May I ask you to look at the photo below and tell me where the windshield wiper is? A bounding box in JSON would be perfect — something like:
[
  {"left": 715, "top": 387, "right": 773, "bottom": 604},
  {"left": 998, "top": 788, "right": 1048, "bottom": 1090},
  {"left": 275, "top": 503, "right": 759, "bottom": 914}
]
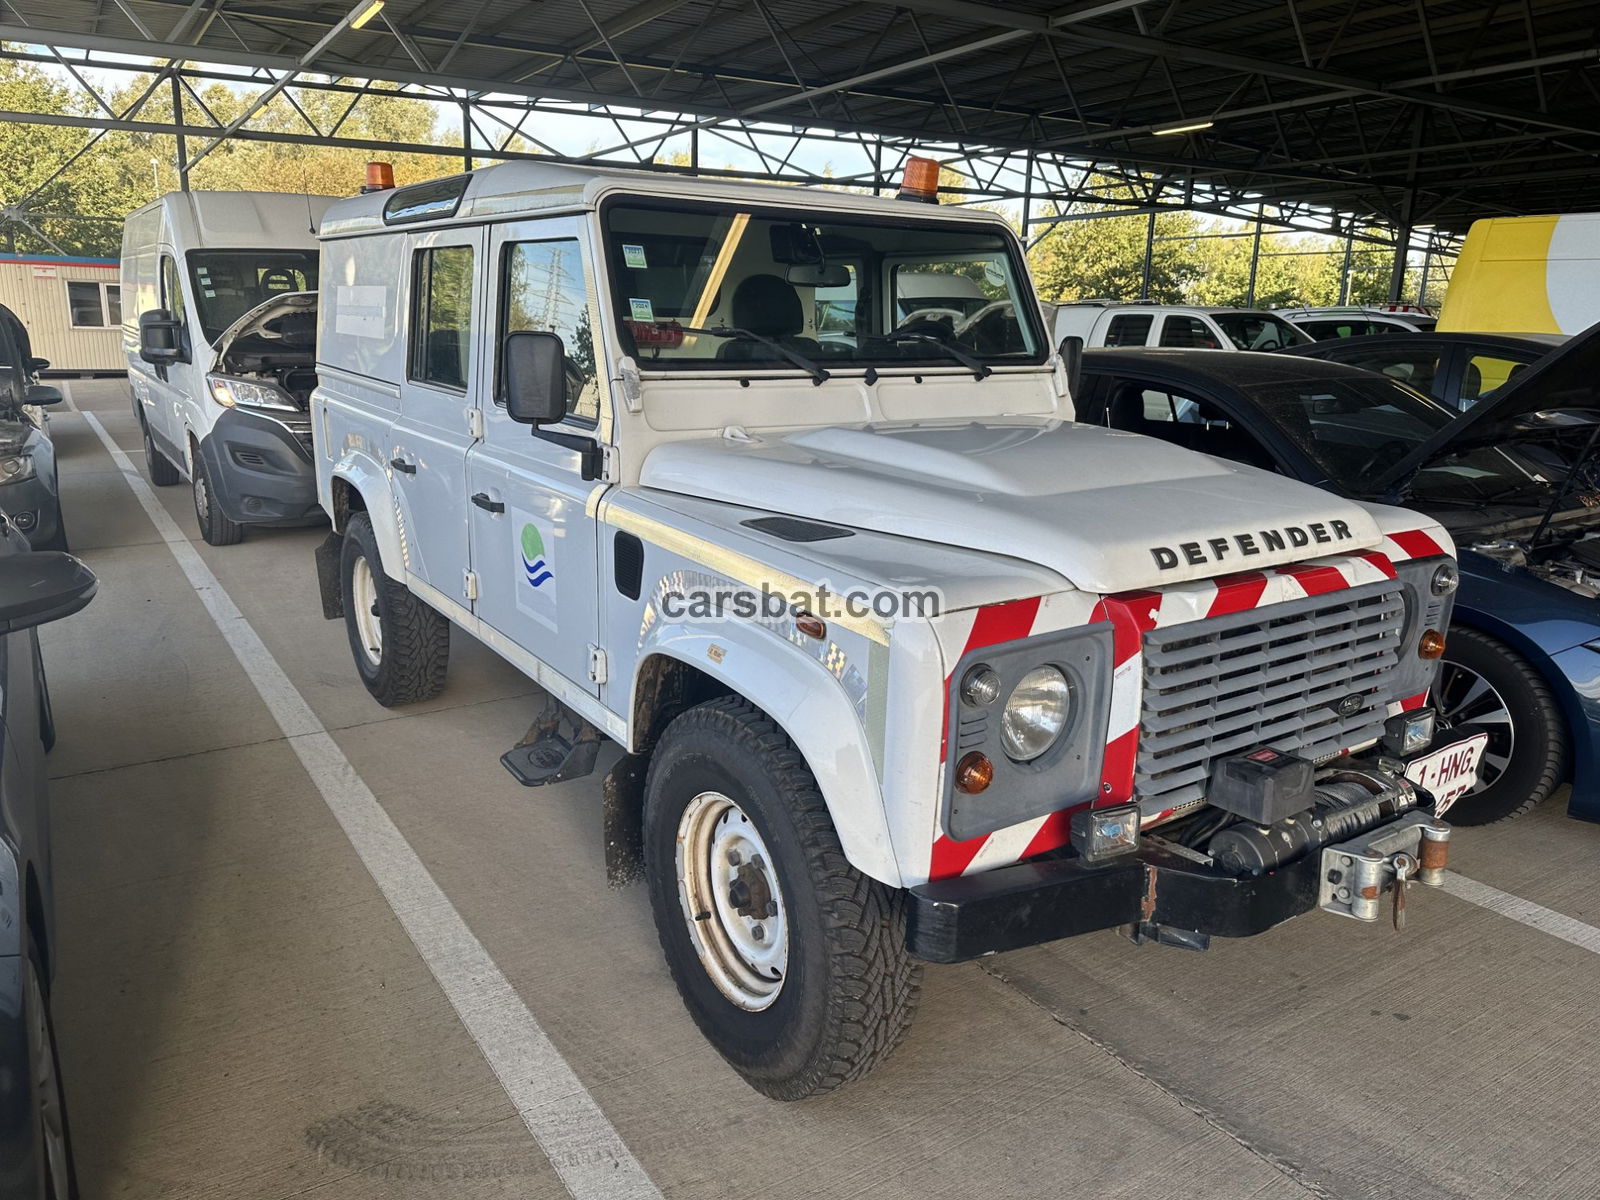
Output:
[
  {"left": 664, "top": 323, "right": 830, "bottom": 385},
  {"left": 864, "top": 330, "right": 992, "bottom": 380}
]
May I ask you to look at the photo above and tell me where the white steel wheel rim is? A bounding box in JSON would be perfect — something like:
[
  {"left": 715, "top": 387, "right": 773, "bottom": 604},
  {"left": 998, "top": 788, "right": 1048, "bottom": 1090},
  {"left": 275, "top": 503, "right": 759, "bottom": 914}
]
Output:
[
  {"left": 25, "top": 959, "right": 69, "bottom": 1198},
  {"left": 675, "top": 790, "right": 789, "bottom": 1011},
  {"left": 351, "top": 555, "right": 383, "bottom": 667}
]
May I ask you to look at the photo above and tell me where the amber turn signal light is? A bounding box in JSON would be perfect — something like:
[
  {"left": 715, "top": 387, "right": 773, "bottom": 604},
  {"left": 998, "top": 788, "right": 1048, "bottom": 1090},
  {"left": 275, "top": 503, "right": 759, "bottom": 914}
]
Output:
[
  {"left": 1418, "top": 629, "right": 1446, "bottom": 659},
  {"left": 955, "top": 751, "right": 994, "bottom": 794}
]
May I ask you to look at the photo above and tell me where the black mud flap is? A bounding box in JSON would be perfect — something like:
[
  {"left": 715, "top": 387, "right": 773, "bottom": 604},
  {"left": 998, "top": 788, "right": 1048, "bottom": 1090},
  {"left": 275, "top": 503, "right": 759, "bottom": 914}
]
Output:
[
  {"left": 602, "top": 752, "right": 649, "bottom": 887},
  {"left": 314, "top": 531, "right": 344, "bottom": 619}
]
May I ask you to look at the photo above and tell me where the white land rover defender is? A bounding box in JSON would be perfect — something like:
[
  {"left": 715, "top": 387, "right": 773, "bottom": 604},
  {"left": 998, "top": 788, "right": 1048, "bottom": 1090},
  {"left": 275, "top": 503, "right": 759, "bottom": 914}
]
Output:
[{"left": 309, "top": 159, "right": 1485, "bottom": 1099}]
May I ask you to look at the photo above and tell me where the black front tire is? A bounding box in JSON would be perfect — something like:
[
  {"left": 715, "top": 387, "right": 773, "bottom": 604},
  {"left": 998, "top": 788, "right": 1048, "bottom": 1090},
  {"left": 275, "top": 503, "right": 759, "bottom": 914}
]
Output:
[
  {"left": 339, "top": 512, "right": 449, "bottom": 707},
  {"left": 143, "top": 424, "right": 181, "bottom": 487},
  {"left": 24, "top": 933, "right": 79, "bottom": 1200},
  {"left": 644, "top": 697, "right": 922, "bottom": 1100},
  {"left": 1435, "top": 626, "right": 1564, "bottom": 825},
  {"left": 192, "top": 453, "right": 243, "bottom": 546}
]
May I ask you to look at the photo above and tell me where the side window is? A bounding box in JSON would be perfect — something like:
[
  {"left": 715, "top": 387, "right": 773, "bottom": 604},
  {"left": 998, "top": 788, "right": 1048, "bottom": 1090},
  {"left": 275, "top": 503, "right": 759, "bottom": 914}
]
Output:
[
  {"left": 1340, "top": 347, "right": 1444, "bottom": 397},
  {"left": 409, "top": 245, "right": 474, "bottom": 391},
  {"left": 499, "top": 239, "right": 598, "bottom": 424},
  {"left": 1460, "top": 353, "right": 1529, "bottom": 407},
  {"left": 66, "top": 281, "right": 105, "bottom": 327},
  {"left": 106, "top": 284, "right": 123, "bottom": 327},
  {"left": 159, "top": 254, "right": 186, "bottom": 323},
  {"left": 1158, "top": 316, "right": 1220, "bottom": 348},
  {"left": 1104, "top": 314, "right": 1153, "bottom": 347}
]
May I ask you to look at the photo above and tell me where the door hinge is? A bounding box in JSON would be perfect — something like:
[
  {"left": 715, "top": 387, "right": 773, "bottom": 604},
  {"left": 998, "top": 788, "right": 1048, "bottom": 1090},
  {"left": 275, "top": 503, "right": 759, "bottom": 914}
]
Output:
[
  {"left": 468, "top": 408, "right": 485, "bottom": 439},
  {"left": 601, "top": 444, "right": 620, "bottom": 483},
  {"left": 587, "top": 644, "right": 608, "bottom": 684},
  {"left": 463, "top": 569, "right": 480, "bottom": 601}
]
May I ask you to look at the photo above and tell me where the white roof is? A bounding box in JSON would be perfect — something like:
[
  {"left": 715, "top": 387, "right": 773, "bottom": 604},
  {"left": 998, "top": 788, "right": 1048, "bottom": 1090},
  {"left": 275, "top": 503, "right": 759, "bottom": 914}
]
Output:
[{"left": 319, "top": 158, "right": 1014, "bottom": 238}]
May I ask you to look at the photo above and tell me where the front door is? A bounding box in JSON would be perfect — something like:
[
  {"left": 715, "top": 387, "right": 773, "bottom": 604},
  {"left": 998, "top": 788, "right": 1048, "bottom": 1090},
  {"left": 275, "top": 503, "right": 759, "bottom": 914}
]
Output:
[
  {"left": 467, "top": 218, "right": 607, "bottom": 697},
  {"left": 391, "top": 228, "right": 485, "bottom": 603}
]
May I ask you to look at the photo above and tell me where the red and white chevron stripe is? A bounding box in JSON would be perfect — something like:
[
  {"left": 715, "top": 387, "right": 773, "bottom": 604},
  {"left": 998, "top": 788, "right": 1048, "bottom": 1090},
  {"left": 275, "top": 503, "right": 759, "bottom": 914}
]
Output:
[{"left": 927, "top": 532, "right": 1448, "bottom": 881}]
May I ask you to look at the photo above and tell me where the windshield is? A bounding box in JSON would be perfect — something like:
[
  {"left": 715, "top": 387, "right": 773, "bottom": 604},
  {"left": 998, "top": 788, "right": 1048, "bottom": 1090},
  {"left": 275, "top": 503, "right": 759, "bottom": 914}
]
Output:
[
  {"left": 187, "top": 250, "right": 320, "bottom": 345},
  {"left": 1241, "top": 374, "right": 1555, "bottom": 502},
  {"left": 1212, "top": 312, "right": 1313, "bottom": 351},
  {"left": 602, "top": 201, "right": 1044, "bottom": 369}
]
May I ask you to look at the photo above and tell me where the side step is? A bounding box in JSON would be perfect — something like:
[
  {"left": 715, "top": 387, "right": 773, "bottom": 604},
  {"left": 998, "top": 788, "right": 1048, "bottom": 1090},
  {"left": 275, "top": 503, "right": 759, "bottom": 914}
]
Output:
[{"left": 500, "top": 695, "right": 605, "bottom": 786}]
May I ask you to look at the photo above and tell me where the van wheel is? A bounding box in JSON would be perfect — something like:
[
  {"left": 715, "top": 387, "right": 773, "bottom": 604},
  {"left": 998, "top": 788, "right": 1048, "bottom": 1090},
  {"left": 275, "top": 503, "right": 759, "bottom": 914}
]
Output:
[
  {"left": 192, "top": 455, "right": 243, "bottom": 546},
  {"left": 143, "top": 424, "right": 181, "bottom": 487},
  {"left": 1434, "top": 626, "right": 1564, "bottom": 824},
  {"left": 644, "top": 697, "right": 921, "bottom": 1100},
  {"left": 340, "top": 513, "right": 448, "bottom": 706}
]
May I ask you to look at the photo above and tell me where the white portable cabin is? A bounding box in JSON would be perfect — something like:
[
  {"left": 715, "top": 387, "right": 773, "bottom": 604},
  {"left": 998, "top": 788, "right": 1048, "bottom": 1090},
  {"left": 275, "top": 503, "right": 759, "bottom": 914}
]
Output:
[{"left": 0, "top": 254, "right": 123, "bottom": 373}]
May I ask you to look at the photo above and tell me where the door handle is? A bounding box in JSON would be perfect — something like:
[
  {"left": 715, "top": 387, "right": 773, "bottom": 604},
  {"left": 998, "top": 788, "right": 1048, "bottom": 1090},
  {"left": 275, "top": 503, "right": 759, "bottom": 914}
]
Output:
[
  {"left": 471, "top": 492, "right": 505, "bottom": 514},
  {"left": 389, "top": 457, "right": 417, "bottom": 475}
]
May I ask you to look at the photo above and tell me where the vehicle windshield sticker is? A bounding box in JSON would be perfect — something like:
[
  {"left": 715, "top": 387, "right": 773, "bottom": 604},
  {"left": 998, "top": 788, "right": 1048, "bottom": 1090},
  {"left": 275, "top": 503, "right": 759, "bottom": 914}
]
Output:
[
  {"left": 622, "top": 244, "right": 647, "bottom": 269},
  {"left": 516, "top": 516, "right": 558, "bottom": 631},
  {"left": 628, "top": 297, "right": 655, "bottom": 322}
]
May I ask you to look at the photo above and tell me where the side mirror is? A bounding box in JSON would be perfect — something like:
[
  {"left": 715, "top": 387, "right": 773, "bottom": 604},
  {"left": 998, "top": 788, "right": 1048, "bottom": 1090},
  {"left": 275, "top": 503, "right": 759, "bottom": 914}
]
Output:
[
  {"left": 26, "top": 384, "right": 63, "bottom": 406},
  {"left": 503, "top": 330, "right": 568, "bottom": 426},
  {"left": 1057, "top": 334, "right": 1084, "bottom": 397},
  {"left": 0, "top": 550, "right": 96, "bottom": 635},
  {"left": 138, "top": 309, "right": 187, "bottom": 365},
  {"left": 27, "top": 357, "right": 49, "bottom": 374}
]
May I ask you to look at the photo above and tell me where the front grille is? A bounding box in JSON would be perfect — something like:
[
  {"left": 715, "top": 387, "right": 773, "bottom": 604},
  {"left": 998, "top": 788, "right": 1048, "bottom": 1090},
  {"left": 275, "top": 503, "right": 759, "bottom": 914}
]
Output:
[{"left": 1135, "top": 580, "right": 1405, "bottom": 814}]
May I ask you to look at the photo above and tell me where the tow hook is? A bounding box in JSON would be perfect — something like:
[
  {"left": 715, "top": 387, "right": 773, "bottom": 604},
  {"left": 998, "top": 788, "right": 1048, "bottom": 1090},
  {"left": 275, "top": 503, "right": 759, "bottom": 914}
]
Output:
[{"left": 1318, "top": 812, "right": 1450, "bottom": 925}]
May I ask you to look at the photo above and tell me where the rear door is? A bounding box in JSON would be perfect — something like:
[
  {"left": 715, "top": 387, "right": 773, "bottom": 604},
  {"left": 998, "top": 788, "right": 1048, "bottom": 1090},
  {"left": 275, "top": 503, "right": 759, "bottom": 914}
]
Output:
[
  {"left": 390, "top": 229, "right": 484, "bottom": 604},
  {"left": 466, "top": 218, "right": 606, "bottom": 696}
]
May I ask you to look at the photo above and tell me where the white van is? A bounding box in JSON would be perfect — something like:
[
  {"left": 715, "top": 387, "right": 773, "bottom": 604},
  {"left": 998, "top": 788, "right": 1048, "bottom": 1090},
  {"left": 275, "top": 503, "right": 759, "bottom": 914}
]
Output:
[
  {"left": 122, "top": 191, "right": 334, "bottom": 544},
  {"left": 306, "top": 160, "right": 1477, "bottom": 1099},
  {"left": 1052, "top": 301, "right": 1313, "bottom": 351}
]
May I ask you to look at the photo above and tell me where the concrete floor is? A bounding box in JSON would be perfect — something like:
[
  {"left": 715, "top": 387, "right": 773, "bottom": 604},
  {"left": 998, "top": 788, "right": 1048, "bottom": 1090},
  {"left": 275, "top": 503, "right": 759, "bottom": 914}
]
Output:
[{"left": 38, "top": 378, "right": 1600, "bottom": 1199}]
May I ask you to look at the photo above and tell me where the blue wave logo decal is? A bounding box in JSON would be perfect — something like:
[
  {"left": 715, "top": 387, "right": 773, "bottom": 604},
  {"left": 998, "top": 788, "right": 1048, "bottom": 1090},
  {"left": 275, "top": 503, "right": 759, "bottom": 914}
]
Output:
[{"left": 520, "top": 523, "right": 553, "bottom": 588}]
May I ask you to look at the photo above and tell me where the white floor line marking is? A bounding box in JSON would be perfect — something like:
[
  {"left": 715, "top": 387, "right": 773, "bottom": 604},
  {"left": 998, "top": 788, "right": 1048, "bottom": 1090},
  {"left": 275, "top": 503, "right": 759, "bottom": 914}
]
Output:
[
  {"left": 64, "top": 384, "right": 662, "bottom": 1200},
  {"left": 1437, "top": 870, "right": 1600, "bottom": 957}
]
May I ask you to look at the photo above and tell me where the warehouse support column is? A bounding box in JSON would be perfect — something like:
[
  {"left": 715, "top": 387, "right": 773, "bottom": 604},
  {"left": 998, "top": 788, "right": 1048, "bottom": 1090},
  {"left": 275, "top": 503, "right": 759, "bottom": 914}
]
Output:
[
  {"left": 171, "top": 74, "right": 189, "bottom": 191},
  {"left": 1140, "top": 210, "right": 1155, "bottom": 300}
]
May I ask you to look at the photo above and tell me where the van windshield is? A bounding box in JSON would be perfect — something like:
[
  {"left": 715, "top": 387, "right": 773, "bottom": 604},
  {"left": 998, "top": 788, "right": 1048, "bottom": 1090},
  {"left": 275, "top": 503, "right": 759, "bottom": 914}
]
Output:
[
  {"left": 187, "top": 250, "right": 319, "bottom": 344},
  {"left": 602, "top": 201, "right": 1045, "bottom": 370}
]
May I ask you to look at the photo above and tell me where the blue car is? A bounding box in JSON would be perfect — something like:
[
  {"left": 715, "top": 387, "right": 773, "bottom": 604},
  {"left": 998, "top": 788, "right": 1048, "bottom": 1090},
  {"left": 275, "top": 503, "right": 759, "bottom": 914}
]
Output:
[{"left": 1077, "top": 328, "right": 1600, "bottom": 825}]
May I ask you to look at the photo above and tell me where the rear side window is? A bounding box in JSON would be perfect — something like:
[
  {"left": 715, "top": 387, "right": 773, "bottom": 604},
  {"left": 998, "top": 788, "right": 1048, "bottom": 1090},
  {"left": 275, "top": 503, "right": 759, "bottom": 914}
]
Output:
[
  {"left": 499, "top": 238, "right": 599, "bottom": 424},
  {"left": 1104, "top": 314, "right": 1153, "bottom": 346},
  {"left": 409, "top": 245, "right": 474, "bottom": 391},
  {"left": 1159, "top": 315, "right": 1221, "bottom": 348}
]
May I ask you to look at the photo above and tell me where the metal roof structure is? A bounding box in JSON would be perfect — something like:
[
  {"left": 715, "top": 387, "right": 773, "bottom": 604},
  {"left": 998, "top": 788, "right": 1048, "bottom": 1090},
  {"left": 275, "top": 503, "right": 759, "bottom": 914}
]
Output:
[{"left": 2, "top": 0, "right": 1595, "bottom": 236}]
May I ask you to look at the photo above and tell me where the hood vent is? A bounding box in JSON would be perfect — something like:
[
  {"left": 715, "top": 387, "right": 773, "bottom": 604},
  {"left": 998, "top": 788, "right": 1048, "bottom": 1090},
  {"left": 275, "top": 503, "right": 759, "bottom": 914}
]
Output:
[{"left": 742, "top": 516, "right": 855, "bottom": 543}]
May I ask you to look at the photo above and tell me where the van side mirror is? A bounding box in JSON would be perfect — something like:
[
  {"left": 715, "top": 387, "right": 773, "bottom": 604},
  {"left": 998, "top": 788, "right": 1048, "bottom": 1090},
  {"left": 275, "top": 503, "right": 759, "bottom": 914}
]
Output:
[
  {"left": 503, "top": 331, "right": 568, "bottom": 426},
  {"left": 27, "top": 357, "right": 49, "bottom": 374},
  {"left": 1057, "top": 334, "right": 1084, "bottom": 397},
  {"left": 0, "top": 551, "right": 96, "bottom": 634},
  {"left": 138, "top": 309, "right": 188, "bottom": 365},
  {"left": 26, "top": 384, "right": 63, "bottom": 406}
]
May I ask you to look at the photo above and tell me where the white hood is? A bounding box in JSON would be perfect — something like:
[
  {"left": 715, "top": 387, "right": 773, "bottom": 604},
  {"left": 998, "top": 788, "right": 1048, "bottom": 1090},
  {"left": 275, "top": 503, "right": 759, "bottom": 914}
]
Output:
[{"left": 640, "top": 421, "right": 1386, "bottom": 594}]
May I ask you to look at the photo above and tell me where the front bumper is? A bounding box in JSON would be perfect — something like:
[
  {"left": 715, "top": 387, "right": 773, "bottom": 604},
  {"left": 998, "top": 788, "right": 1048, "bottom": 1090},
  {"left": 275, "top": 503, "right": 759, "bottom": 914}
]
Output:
[
  {"left": 907, "top": 738, "right": 1470, "bottom": 964},
  {"left": 198, "top": 407, "right": 320, "bottom": 525}
]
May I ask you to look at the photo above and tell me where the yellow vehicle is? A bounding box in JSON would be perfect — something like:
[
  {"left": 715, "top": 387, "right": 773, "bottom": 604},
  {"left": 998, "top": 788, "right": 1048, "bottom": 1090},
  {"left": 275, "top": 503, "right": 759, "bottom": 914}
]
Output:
[{"left": 1439, "top": 212, "right": 1600, "bottom": 334}]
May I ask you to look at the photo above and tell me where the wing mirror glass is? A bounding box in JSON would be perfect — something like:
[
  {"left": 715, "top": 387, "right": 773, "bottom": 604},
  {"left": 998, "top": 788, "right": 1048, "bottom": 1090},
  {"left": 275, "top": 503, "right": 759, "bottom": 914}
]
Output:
[
  {"left": 502, "top": 330, "right": 568, "bottom": 426},
  {"left": 0, "top": 550, "right": 96, "bottom": 634},
  {"left": 138, "top": 309, "right": 188, "bottom": 365},
  {"left": 26, "top": 384, "right": 63, "bottom": 406}
]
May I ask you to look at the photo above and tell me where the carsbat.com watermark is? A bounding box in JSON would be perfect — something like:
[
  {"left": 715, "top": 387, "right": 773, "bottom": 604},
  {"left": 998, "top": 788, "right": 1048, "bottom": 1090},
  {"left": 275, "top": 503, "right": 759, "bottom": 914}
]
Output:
[{"left": 660, "top": 581, "right": 943, "bottom": 622}]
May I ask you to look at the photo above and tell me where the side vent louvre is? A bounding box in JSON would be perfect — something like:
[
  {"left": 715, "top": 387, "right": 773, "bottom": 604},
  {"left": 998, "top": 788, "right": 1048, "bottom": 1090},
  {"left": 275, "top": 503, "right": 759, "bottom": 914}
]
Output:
[
  {"left": 614, "top": 531, "right": 644, "bottom": 600},
  {"left": 742, "top": 516, "right": 855, "bottom": 543}
]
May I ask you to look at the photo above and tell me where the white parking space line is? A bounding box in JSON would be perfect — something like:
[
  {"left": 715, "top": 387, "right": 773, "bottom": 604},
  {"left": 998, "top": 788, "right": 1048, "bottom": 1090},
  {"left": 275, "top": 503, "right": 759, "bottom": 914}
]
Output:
[
  {"left": 1438, "top": 870, "right": 1600, "bottom": 957},
  {"left": 64, "top": 384, "right": 663, "bottom": 1200}
]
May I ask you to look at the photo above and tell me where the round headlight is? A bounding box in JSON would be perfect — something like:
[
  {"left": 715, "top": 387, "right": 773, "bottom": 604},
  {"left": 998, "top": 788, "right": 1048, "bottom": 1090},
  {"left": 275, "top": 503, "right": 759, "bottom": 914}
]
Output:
[
  {"left": 1430, "top": 562, "right": 1459, "bottom": 596},
  {"left": 1000, "top": 666, "right": 1072, "bottom": 761},
  {"left": 960, "top": 663, "right": 1002, "bottom": 707}
]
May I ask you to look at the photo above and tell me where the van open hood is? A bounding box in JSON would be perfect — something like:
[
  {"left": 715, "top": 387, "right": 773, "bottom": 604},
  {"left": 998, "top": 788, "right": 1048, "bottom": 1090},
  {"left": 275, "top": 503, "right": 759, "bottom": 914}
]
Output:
[
  {"left": 640, "top": 421, "right": 1385, "bottom": 594},
  {"left": 208, "top": 291, "right": 317, "bottom": 375},
  {"left": 1370, "top": 321, "right": 1600, "bottom": 495}
]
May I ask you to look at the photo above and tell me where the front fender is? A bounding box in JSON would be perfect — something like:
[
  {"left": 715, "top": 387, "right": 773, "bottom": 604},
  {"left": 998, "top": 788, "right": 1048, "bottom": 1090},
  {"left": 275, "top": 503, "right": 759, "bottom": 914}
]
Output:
[
  {"left": 328, "top": 450, "right": 406, "bottom": 582},
  {"left": 632, "top": 620, "right": 901, "bottom": 889}
]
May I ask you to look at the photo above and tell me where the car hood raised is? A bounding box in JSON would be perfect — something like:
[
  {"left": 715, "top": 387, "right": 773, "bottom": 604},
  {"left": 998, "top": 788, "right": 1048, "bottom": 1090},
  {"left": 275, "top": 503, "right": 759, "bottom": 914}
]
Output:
[
  {"left": 640, "top": 420, "right": 1385, "bottom": 594},
  {"left": 208, "top": 291, "right": 317, "bottom": 375}
]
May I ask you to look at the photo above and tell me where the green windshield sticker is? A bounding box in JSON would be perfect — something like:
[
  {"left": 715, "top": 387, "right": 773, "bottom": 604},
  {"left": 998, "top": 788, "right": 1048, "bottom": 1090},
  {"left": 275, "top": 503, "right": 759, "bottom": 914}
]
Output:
[
  {"left": 622, "top": 244, "right": 647, "bottom": 269},
  {"left": 629, "top": 297, "right": 655, "bottom": 322}
]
